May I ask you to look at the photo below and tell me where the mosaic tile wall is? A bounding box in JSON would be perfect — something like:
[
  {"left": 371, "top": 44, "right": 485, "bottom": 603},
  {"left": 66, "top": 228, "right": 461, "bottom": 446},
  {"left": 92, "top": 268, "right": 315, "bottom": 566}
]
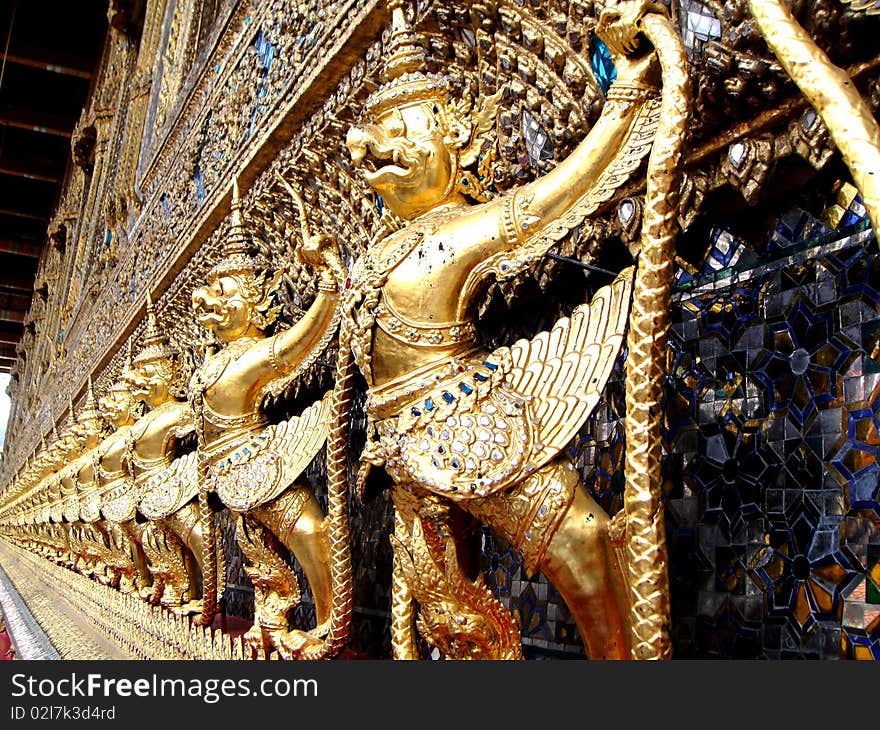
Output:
[
  {"left": 218, "top": 181, "right": 879, "bottom": 660},
  {"left": 572, "top": 184, "right": 879, "bottom": 660}
]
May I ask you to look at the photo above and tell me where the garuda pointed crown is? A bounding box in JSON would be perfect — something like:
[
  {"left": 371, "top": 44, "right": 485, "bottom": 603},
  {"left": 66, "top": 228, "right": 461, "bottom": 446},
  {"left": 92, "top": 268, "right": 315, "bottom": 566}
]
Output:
[
  {"left": 133, "top": 292, "right": 175, "bottom": 367},
  {"left": 208, "top": 179, "right": 271, "bottom": 279},
  {"left": 76, "top": 377, "right": 104, "bottom": 430},
  {"left": 109, "top": 340, "right": 134, "bottom": 395},
  {"left": 64, "top": 397, "right": 78, "bottom": 435},
  {"left": 364, "top": 0, "right": 456, "bottom": 116}
]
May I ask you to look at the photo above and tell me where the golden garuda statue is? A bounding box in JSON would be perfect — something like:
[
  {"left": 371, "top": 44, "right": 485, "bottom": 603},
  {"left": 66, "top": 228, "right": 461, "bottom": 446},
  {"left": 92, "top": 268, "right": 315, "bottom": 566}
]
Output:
[
  {"left": 58, "top": 391, "right": 115, "bottom": 584},
  {"left": 125, "top": 296, "right": 207, "bottom": 615},
  {"left": 36, "top": 423, "right": 66, "bottom": 492},
  {"left": 76, "top": 381, "right": 107, "bottom": 529},
  {"left": 188, "top": 179, "right": 344, "bottom": 657},
  {"left": 95, "top": 349, "right": 153, "bottom": 596},
  {"left": 56, "top": 400, "right": 88, "bottom": 527},
  {"left": 71, "top": 380, "right": 122, "bottom": 587},
  {"left": 45, "top": 412, "right": 85, "bottom": 568},
  {"left": 300, "top": 0, "right": 692, "bottom": 659}
]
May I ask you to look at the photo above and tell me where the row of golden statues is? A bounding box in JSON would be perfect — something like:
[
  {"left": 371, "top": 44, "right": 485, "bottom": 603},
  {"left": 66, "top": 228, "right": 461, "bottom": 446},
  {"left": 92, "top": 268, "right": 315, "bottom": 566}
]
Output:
[{"left": 2, "top": 0, "right": 879, "bottom": 660}]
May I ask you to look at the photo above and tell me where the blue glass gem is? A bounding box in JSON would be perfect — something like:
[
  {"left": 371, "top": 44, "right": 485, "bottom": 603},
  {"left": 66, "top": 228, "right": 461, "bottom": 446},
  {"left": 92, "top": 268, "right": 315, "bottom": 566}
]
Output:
[
  {"left": 411, "top": 407, "right": 421, "bottom": 417},
  {"left": 424, "top": 398, "right": 435, "bottom": 411},
  {"left": 474, "top": 373, "right": 488, "bottom": 382},
  {"left": 442, "top": 391, "right": 455, "bottom": 404},
  {"left": 254, "top": 30, "right": 276, "bottom": 69},
  {"left": 589, "top": 34, "right": 617, "bottom": 94},
  {"left": 840, "top": 207, "right": 864, "bottom": 229},
  {"left": 459, "top": 382, "right": 474, "bottom": 395},
  {"left": 484, "top": 361, "right": 498, "bottom": 371}
]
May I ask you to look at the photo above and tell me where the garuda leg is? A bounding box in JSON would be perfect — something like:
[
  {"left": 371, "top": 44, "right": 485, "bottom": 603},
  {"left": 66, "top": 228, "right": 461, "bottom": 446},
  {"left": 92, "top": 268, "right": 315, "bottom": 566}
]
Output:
[
  {"left": 238, "top": 484, "right": 332, "bottom": 657},
  {"left": 464, "top": 454, "right": 632, "bottom": 660}
]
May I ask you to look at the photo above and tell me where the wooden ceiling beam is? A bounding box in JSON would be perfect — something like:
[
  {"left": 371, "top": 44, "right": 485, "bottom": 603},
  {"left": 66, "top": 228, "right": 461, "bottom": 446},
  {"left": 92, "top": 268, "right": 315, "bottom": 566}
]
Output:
[
  {"left": 0, "top": 292, "right": 32, "bottom": 312},
  {"left": 0, "top": 207, "right": 49, "bottom": 223},
  {"left": 0, "top": 158, "right": 63, "bottom": 184},
  {"left": 0, "top": 239, "right": 42, "bottom": 259},
  {"left": 0, "top": 272, "right": 35, "bottom": 293},
  {"left": 0, "top": 106, "right": 73, "bottom": 138},
  {"left": 0, "top": 322, "right": 23, "bottom": 344},
  {"left": 0, "top": 308, "right": 27, "bottom": 323},
  {"left": 5, "top": 42, "right": 94, "bottom": 80}
]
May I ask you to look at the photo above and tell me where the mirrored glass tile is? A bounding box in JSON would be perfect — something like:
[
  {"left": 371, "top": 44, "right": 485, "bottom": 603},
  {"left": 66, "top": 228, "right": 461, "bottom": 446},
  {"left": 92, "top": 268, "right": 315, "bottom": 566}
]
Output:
[{"left": 520, "top": 109, "right": 554, "bottom": 168}]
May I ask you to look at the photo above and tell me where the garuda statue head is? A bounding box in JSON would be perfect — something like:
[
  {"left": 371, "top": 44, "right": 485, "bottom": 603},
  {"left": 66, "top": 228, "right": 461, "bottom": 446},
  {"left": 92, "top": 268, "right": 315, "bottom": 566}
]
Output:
[
  {"left": 129, "top": 294, "right": 181, "bottom": 407},
  {"left": 99, "top": 341, "right": 138, "bottom": 428},
  {"left": 192, "top": 179, "right": 282, "bottom": 343},
  {"left": 54, "top": 399, "right": 85, "bottom": 460},
  {"left": 345, "top": 0, "right": 501, "bottom": 221},
  {"left": 33, "top": 434, "right": 51, "bottom": 473},
  {"left": 43, "top": 422, "right": 66, "bottom": 471},
  {"left": 75, "top": 377, "right": 106, "bottom": 449}
]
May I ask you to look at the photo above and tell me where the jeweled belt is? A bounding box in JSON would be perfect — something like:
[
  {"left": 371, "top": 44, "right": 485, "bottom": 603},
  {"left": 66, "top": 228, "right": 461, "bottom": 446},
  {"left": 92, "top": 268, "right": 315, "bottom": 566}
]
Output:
[{"left": 365, "top": 346, "right": 488, "bottom": 421}]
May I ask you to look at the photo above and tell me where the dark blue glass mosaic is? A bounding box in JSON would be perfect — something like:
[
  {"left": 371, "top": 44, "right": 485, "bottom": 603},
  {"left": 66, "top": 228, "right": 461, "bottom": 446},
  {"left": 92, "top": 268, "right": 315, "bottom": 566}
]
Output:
[{"left": 568, "top": 184, "right": 879, "bottom": 659}]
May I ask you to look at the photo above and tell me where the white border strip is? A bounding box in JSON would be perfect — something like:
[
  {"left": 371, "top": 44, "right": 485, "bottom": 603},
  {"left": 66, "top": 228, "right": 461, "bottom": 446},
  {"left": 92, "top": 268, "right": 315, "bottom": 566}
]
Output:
[{"left": 0, "top": 563, "right": 60, "bottom": 660}]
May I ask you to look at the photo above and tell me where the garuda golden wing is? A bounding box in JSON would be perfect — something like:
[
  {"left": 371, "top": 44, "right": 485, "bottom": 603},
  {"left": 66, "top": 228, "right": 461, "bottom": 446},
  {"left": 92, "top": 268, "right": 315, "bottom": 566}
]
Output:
[
  {"left": 48, "top": 479, "right": 65, "bottom": 523},
  {"left": 79, "top": 484, "right": 103, "bottom": 523},
  {"left": 138, "top": 451, "right": 199, "bottom": 520},
  {"left": 100, "top": 473, "right": 140, "bottom": 523},
  {"left": 386, "top": 268, "right": 633, "bottom": 501},
  {"left": 494, "top": 266, "right": 633, "bottom": 472},
  {"left": 59, "top": 460, "right": 84, "bottom": 523},
  {"left": 208, "top": 394, "right": 331, "bottom": 512}
]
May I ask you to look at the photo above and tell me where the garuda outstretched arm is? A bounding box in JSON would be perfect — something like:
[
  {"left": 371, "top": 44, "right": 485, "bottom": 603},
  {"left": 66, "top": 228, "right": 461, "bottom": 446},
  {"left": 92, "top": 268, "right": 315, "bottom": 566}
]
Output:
[
  {"left": 260, "top": 178, "right": 344, "bottom": 395},
  {"left": 460, "top": 2, "right": 665, "bottom": 301}
]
